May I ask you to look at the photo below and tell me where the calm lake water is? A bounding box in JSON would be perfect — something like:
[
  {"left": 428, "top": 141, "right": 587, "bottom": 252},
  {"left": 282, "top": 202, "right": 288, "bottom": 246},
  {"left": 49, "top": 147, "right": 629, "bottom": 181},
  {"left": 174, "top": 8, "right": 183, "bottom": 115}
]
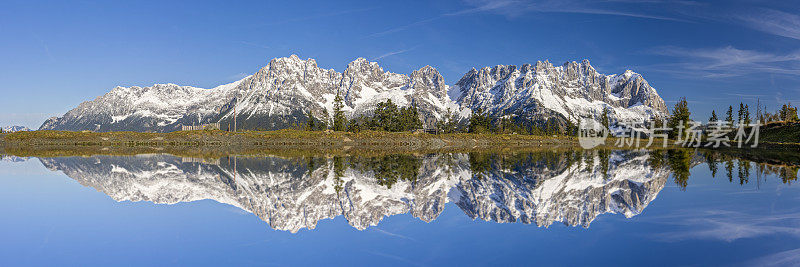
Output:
[{"left": 0, "top": 150, "right": 798, "bottom": 266}]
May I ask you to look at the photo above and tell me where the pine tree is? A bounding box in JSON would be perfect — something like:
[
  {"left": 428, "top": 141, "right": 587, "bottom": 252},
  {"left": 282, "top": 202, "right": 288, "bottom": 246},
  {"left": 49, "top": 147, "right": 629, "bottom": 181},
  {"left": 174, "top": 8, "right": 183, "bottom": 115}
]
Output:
[
  {"left": 374, "top": 99, "right": 399, "bottom": 131},
  {"left": 600, "top": 106, "right": 610, "bottom": 130},
  {"left": 398, "top": 106, "right": 410, "bottom": 131},
  {"left": 738, "top": 102, "right": 745, "bottom": 123},
  {"left": 332, "top": 90, "right": 347, "bottom": 131},
  {"left": 405, "top": 104, "right": 422, "bottom": 131},
  {"left": 306, "top": 110, "right": 316, "bottom": 131},
  {"left": 411, "top": 104, "right": 422, "bottom": 130},
  {"left": 468, "top": 108, "right": 491, "bottom": 134},
  {"left": 651, "top": 117, "right": 664, "bottom": 129},
  {"left": 564, "top": 119, "right": 577, "bottom": 136},
  {"left": 668, "top": 97, "right": 691, "bottom": 139},
  {"left": 709, "top": 110, "right": 718, "bottom": 123},
  {"left": 743, "top": 104, "right": 751, "bottom": 125},
  {"left": 321, "top": 109, "right": 330, "bottom": 130},
  {"left": 780, "top": 104, "right": 787, "bottom": 121},
  {"left": 781, "top": 103, "right": 799, "bottom": 122},
  {"left": 347, "top": 117, "right": 361, "bottom": 133},
  {"left": 445, "top": 107, "right": 454, "bottom": 133},
  {"left": 436, "top": 108, "right": 454, "bottom": 133},
  {"left": 726, "top": 105, "right": 734, "bottom": 124}
]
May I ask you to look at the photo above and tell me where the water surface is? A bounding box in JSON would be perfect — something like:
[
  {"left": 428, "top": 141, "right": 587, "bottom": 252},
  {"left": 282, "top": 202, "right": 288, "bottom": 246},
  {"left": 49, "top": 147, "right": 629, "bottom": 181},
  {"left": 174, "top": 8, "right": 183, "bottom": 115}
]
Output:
[{"left": 0, "top": 150, "right": 798, "bottom": 266}]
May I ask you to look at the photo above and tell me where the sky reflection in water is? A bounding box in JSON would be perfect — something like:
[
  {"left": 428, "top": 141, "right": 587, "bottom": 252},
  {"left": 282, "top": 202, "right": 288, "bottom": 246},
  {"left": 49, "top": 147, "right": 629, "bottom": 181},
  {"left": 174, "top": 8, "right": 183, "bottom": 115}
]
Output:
[{"left": 0, "top": 150, "right": 798, "bottom": 266}]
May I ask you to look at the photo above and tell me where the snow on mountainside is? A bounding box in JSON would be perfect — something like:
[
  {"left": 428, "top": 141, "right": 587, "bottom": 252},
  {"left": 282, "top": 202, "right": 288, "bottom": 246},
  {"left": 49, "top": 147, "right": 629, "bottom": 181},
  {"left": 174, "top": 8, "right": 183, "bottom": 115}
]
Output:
[
  {"left": 455, "top": 60, "right": 668, "bottom": 127},
  {"left": 2, "top": 126, "right": 31, "bottom": 132},
  {"left": 40, "top": 55, "right": 667, "bottom": 132},
  {"left": 39, "top": 151, "right": 670, "bottom": 232},
  {"left": 39, "top": 78, "right": 247, "bottom": 132}
]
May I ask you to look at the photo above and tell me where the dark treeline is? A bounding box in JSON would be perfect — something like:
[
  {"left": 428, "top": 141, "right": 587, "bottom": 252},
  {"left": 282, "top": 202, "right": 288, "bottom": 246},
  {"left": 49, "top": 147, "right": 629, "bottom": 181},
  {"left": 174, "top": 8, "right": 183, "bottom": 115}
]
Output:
[
  {"left": 466, "top": 108, "right": 577, "bottom": 135},
  {"left": 349, "top": 154, "right": 421, "bottom": 188},
  {"left": 299, "top": 90, "right": 579, "bottom": 135},
  {"left": 704, "top": 151, "right": 799, "bottom": 186},
  {"left": 299, "top": 93, "right": 798, "bottom": 142},
  {"left": 704, "top": 100, "right": 798, "bottom": 125},
  {"left": 302, "top": 149, "right": 798, "bottom": 191},
  {"left": 319, "top": 154, "right": 422, "bottom": 190},
  {"left": 658, "top": 97, "right": 800, "bottom": 145},
  {"left": 304, "top": 97, "right": 423, "bottom": 133}
]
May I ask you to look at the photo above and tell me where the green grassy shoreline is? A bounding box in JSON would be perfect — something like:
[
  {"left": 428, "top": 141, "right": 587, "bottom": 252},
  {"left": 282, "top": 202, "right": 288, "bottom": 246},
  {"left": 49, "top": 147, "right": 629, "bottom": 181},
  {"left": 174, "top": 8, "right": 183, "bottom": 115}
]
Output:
[
  {"left": 2, "top": 129, "right": 797, "bottom": 159},
  {"left": 0, "top": 129, "right": 582, "bottom": 157}
]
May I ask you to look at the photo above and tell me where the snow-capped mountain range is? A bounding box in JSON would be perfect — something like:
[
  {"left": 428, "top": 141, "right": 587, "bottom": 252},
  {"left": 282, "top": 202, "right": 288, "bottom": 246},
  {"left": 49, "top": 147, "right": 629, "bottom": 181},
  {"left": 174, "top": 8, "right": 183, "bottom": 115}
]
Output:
[
  {"left": 2, "top": 126, "right": 31, "bottom": 132},
  {"left": 39, "top": 151, "right": 670, "bottom": 232},
  {"left": 40, "top": 55, "right": 667, "bottom": 132}
]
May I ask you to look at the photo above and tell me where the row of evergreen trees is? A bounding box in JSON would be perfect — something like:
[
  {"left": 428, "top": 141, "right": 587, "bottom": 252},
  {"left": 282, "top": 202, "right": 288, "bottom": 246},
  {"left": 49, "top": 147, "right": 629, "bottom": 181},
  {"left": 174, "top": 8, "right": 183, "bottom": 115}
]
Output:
[
  {"left": 774, "top": 103, "right": 798, "bottom": 122},
  {"left": 706, "top": 102, "right": 798, "bottom": 126},
  {"left": 659, "top": 98, "right": 800, "bottom": 143},
  {"left": 305, "top": 94, "right": 423, "bottom": 133},
  {"left": 304, "top": 90, "right": 578, "bottom": 135},
  {"left": 465, "top": 108, "right": 576, "bottom": 135},
  {"left": 306, "top": 100, "right": 578, "bottom": 136},
  {"left": 306, "top": 93, "right": 796, "bottom": 137}
]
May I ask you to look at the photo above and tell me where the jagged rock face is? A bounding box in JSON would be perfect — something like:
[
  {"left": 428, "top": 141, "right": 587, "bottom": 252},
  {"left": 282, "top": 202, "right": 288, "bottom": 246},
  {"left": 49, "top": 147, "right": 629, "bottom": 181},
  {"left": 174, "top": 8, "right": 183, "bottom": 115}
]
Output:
[
  {"left": 454, "top": 60, "right": 668, "bottom": 126},
  {"left": 41, "top": 55, "right": 456, "bottom": 132},
  {"left": 39, "top": 81, "right": 242, "bottom": 132},
  {"left": 40, "top": 56, "right": 667, "bottom": 132},
  {"left": 38, "top": 151, "right": 670, "bottom": 232}
]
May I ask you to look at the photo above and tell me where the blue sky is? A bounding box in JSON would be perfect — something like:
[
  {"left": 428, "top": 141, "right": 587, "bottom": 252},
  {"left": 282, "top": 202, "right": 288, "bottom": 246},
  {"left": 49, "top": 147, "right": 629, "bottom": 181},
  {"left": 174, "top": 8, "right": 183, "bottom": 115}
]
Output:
[{"left": 1, "top": 0, "right": 799, "bottom": 128}]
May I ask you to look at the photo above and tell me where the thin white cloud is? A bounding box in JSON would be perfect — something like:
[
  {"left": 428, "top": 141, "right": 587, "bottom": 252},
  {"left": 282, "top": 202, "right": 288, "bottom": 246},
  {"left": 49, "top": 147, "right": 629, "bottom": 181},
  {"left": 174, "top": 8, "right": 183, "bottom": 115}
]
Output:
[
  {"left": 367, "top": 1, "right": 516, "bottom": 37},
  {"left": 467, "top": 0, "right": 692, "bottom": 21},
  {"left": 745, "top": 247, "right": 800, "bottom": 267},
  {"left": 601, "top": 0, "right": 702, "bottom": 5},
  {"left": 734, "top": 8, "right": 800, "bottom": 41},
  {"left": 370, "top": 227, "right": 417, "bottom": 241},
  {"left": 373, "top": 46, "right": 419, "bottom": 60},
  {"left": 368, "top": 0, "right": 693, "bottom": 38},
  {"left": 726, "top": 93, "right": 768, "bottom": 98},
  {"left": 645, "top": 209, "right": 800, "bottom": 242},
  {"left": 646, "top": 46, "right": 800, "bottom": 78}
]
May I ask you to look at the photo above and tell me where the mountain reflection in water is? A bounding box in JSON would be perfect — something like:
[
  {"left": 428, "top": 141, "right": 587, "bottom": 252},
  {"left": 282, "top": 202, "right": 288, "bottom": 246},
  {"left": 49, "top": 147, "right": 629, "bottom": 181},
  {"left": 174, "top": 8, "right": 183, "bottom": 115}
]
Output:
[{"left": 30, "top": 149, "right": 799, "bottom": 233}]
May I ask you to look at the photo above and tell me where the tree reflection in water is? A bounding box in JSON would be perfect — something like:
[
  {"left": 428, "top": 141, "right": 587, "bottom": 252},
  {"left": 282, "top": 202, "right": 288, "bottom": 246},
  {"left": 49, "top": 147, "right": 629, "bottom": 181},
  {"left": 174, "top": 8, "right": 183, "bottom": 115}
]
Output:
[{"left": 20, "top": 148, "right": 799, "bottom": 232}]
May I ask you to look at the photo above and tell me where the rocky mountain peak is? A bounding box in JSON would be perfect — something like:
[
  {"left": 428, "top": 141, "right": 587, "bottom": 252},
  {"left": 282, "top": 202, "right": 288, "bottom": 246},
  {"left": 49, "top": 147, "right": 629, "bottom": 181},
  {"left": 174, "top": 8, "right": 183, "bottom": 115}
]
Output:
[
  {"left": 345, "top": 57, "right": 383, "bottom": 72},
  {"left": 409, "top": 65, "right": 447, "bottom": 99},
  {"left": 40, "top": 55, "right": 667, "bottom": 132},
  {"left": 455, "top": 58, "right": 668, "bottom": 127},
  {"left": 534, "top": 60, "right": 554, "bottom": 71}
]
